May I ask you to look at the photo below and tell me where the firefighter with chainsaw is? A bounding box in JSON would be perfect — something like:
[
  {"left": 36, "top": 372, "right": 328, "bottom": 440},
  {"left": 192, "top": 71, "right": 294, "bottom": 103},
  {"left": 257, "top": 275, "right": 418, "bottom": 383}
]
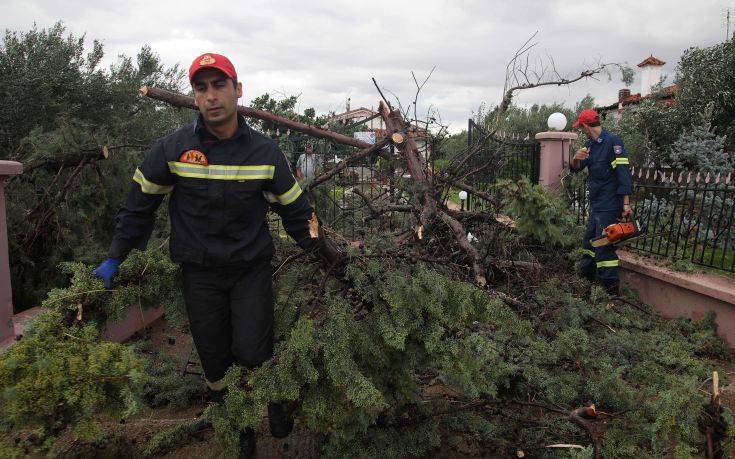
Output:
[
  {"left": 570, "top": 109, "right": 633, "bottom": 296},
  {"left": 92, "top": 53, "right": 339, "bottom": 457}
]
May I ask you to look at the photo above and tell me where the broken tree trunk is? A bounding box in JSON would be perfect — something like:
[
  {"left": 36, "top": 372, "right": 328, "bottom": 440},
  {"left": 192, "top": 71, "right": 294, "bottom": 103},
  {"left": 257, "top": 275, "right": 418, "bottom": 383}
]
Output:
[
  {"left": 377, "top": 101, "right": 487, "bottom": 287},
  {"left": 140, "top": 86, "right": 371, "bottom": 150}
]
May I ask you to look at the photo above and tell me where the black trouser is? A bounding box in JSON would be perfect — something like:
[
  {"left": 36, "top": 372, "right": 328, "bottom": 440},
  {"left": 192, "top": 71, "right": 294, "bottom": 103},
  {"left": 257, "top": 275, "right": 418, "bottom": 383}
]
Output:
[
  {"left": 580, "top": 210, "right": 620, "bottom": 294},
  {"left": 182, "top": 258, "right": 274, "bottom": 385}
]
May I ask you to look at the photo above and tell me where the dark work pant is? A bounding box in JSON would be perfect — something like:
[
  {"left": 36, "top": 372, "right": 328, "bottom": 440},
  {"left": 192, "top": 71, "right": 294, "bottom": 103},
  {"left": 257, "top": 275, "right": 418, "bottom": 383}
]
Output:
[
  {"left": 580, "top": 210, "right": 621, "bottom": 292},
  {"left": 182, "top": 258, "right": 274, "bottom": 384}
]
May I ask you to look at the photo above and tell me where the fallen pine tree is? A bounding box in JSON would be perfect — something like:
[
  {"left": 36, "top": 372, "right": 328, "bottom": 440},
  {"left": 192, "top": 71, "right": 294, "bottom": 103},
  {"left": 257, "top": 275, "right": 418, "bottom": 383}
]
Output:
[{"left": 1, "top": 180, "right": 732, "bottom": 458}]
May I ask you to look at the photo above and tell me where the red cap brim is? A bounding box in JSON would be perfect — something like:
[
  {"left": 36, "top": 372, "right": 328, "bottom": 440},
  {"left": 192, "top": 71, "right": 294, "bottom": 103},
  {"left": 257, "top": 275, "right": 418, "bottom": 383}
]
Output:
[{"left": 190, "top": 66, "right": 232, "bottom": 82}]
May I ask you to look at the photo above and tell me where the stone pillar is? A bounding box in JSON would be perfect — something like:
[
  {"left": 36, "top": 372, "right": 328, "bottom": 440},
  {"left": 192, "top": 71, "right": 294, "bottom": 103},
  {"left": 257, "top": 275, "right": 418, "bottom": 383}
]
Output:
[
  {"left": 534, "top": 131, "right": 578, "bottom": 193},
  {"left": 0, "top": 161, "right": 22, "bottom": 344}
]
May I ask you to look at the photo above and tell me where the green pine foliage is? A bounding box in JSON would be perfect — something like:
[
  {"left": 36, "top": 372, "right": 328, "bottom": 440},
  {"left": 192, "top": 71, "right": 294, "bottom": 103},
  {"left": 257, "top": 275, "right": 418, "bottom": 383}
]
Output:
[
  {"left": 199, "top": 237, "right": 729, "bottom": 458},
  {"left": 141, "top": 349, "right": 207, "bottom": 409},
  {"left": 494, "top": 178, "right": 581, "bottom": 247},
  {"left": 0, "top": 310, "right": 146, "bottom": 446},
  {"left": 42, "top": 248, "right": 184, "bottom": 325},
  {"left": 669, "top": 103, "right": 731, "bottom": 174},
  {"left": 144, "top": 417, "right": 211, "bottom": 457},
  {"left": 0, "top": 247, "right": 184, "bottom": 453}
]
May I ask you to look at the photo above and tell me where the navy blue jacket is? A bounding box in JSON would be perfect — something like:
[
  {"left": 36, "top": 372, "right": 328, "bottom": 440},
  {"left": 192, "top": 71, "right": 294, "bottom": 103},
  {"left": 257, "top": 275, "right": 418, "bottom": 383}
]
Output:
[
  {"left": 571, "top": 128, "right": 633, "bottom": 212},
  {"left": 108, "top": 115, "right": 313, "bottom": 266}
]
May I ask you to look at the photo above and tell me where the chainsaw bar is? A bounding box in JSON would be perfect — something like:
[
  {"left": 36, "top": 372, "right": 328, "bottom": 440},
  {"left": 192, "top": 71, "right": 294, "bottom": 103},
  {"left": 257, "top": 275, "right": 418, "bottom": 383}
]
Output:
[{"left": 591, "top": 237, "right": 610, "bottom": 248}]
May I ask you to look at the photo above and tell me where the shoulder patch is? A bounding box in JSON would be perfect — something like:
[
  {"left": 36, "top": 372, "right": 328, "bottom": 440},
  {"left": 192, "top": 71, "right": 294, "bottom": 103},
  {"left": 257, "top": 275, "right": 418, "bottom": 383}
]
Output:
[{"left": 613, "top": 145, "right": 623, "bottom": 155}]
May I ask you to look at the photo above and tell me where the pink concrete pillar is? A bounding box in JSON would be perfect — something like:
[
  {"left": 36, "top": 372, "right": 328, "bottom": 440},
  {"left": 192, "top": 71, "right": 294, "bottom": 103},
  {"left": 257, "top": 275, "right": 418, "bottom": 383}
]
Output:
[
  {"left": 0, "top": 161, "right": 22, "bottom": 344},
  {"left": 534, "top": 131, "right": 578, "bottom": 193}
]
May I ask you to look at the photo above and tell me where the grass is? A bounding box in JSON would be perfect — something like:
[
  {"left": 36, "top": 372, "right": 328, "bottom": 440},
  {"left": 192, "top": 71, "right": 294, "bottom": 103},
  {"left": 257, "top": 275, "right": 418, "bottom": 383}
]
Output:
[{"left": 626, "top": 234, "right": 735, "bottom": 278}]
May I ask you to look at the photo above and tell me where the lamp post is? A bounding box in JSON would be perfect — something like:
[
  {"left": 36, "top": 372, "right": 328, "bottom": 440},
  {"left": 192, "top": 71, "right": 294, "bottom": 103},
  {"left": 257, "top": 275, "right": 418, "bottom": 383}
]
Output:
[
  {"left": 535, "top": 113, "right": 577, "bottom": 193},
  {"left": 458, "top": 190, "right": 468, "bottom": 211}
]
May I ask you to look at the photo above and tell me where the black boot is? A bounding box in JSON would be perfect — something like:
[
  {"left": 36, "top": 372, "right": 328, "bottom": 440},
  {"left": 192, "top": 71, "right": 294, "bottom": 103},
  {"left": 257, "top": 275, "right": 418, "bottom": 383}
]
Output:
[
  {"left": 207, "top": 388, "right": 227, "bottom": 405},
  {"left": 238, "top": 427, "right": 256, "bottom": 458},
  {"left": 604, "top": 282, "right": 620, "bottom": 296},
  {"left": 268, "top": 402, "right": 294, "bottom": 438}
]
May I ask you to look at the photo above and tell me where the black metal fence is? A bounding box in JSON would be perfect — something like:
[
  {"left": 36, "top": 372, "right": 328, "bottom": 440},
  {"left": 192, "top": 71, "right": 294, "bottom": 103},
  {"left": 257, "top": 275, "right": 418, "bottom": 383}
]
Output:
[
  {"left": 269, "top": 135, "right": 406, "bottom": 240},
  {"left": 463, "top": 119, "right": 540, "bottom": 211},
  {"left": 567, "top": 167, "right": 735, "bottom": 272}
]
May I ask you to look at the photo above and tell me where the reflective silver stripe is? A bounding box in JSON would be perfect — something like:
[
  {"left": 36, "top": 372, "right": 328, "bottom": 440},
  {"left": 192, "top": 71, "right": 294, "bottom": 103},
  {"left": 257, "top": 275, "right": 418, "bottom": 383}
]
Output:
[
  {"left": 167, "top": 162, "right": 275, "bottom": 180},
  {"left": 582, "top": 249, "right": 595, "bottom": 258},
  {"left": 596, "top": 260, "right": 619, "bottom": 268},
  {"left": 275, "top": 181, "right": 303, "bottom": 205},
  {"left": 132, "top": 168, "right": 173, "bottom": 194}
]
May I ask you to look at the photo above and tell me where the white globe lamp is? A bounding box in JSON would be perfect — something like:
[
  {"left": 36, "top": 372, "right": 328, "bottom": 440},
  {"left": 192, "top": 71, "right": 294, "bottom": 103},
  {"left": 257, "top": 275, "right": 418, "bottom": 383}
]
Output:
[
  {"left": 458, "top": 190, "right": 468, "bottom": 211},
  {"left": 547, "top": 112, "right": 567, "bottom": 131}
]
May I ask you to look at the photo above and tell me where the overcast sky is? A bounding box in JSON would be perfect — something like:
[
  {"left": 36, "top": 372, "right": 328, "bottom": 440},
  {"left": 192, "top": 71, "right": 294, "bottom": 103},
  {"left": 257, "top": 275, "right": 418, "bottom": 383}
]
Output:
[{"left": 3, "top": 0, "right": 733, "bottom": 132}]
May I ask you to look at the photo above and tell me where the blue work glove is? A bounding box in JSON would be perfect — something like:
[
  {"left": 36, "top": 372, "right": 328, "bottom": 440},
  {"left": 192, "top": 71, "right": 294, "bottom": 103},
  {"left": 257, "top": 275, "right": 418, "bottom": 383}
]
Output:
[{"left": 93, "top": 258, "right": 122, "bottom": 289}]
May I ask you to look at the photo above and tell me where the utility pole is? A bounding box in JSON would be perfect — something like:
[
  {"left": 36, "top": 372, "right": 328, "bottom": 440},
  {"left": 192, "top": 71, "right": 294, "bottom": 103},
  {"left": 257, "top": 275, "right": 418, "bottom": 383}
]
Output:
[{"left": 724, "top": 8, "right": 735, "bottom": 41}]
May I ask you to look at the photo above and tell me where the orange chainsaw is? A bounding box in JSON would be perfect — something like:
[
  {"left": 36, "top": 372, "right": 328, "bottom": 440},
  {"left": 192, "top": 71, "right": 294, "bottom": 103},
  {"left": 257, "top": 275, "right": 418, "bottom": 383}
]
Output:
[{"left": 590, "top": 218, "right": 644, "bottom": 247}]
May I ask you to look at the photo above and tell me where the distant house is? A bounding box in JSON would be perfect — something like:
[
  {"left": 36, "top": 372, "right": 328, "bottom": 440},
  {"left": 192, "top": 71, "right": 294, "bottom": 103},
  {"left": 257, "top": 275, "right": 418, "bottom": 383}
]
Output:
[
  {"left": 325, "top": 99, "right": 386, "bottom": 134},
  {"left": 597, "top": 55, "right": 677, "bottom": 120},
  {"left": 325, "top": 98, "right": 433, "bottom": 160}
]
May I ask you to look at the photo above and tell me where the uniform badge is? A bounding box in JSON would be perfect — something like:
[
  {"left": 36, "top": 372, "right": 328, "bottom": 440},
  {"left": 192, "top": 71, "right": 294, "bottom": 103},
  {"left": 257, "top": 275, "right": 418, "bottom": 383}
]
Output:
[
  {"left": 179, "top": 149, "right": 209, "bottom": 165},
  {"left": 199, "top": 54, "right": 215, "bottom": 66},
  {"left": 614, "top": 145, "right": 623, "bottom": 155}
]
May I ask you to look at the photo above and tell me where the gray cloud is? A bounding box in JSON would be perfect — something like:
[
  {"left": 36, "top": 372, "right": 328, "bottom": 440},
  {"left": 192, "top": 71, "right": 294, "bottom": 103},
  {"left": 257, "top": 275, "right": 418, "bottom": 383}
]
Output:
[{"left": 3, "top": 0, "right": 731, "bottom": 132}]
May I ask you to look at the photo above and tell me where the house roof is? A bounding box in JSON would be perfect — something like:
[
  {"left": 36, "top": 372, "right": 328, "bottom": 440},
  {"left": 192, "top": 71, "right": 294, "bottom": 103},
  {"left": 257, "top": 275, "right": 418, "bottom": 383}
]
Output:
[
  {"left": 329, "top": 107, "right": 377, "bottom": 122},
  {"left": 596, "top": 84, "right": 678, "bottom": 113},
  {"left": 637, "top": 55, "right": 666, "bottom": 67},
  {"left": 324, "top": 107, "right": 431, "bottom": 138}
]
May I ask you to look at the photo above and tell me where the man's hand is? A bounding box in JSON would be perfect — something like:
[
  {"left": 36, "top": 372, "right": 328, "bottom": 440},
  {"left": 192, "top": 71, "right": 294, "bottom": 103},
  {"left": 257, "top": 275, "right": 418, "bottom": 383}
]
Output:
[
  {"left": 622, "top": 204, "right": 633, "bottom": 219},
  {"left": 573, "top": 148, "right": 589, "bottom": 161},
  {"left": 93, "top": 258, "right": 122, "bottom": 289},
  {"left": 571, "top": 148, "right": 589, "bottom": 170},
  {"left": 315, "top": 233, "right": 343, "bottom": 268},
  {"left": 300, "top": 213, "right": 344, "bottom": 269}
]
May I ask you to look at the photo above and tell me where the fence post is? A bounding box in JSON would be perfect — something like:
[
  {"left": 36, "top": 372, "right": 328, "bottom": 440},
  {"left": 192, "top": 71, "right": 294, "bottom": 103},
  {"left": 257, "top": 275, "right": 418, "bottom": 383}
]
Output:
[
  {"left": 533, "top": 131, "right": 578, "bottom": 193},
  {"left": 0, "top": 161, "right": 22, "bottom": 345}
]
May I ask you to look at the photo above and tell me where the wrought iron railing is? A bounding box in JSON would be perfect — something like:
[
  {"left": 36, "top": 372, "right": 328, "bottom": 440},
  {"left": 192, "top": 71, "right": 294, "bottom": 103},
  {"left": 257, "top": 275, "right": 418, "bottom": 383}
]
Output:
[
  {"left": 568, "top": 167, "right": 735, "bottom": 272},
  {"left": 268, "top": 135, "right": 406, "bottom": 239},
  {"left": 464, "top": 119, "right": 540, "bottom": 212}
]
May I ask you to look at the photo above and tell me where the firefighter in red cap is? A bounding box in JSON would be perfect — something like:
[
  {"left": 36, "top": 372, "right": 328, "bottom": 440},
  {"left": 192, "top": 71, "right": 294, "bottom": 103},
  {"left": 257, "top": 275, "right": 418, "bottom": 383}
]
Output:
[
  {"left": 570, "top": 109, "right": 633, "bottom": 295},
  {"left": 93, "top": 53, "right": 327, "bottom": 456}
]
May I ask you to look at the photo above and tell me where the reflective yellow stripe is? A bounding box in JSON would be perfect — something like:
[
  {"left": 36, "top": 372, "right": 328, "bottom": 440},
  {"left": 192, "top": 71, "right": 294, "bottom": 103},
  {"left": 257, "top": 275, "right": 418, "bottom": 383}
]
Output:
[
  {"left": 167, "top": 162, "right": 275, "bottom": 180},
  {"left": 582, "top": 249, "right": 595, "bottom": 258},
  {"left": 275, "top": 181, "right": 303, "bottom": 205},
  {"left": 596, "top": 260, "right": 619, "bottom": 268},
  {"left": 611, "top": 157, "right": 630, "bottom": 169},
  {"left": 133, "top": 168, "right": 173, "bottom": 194}
]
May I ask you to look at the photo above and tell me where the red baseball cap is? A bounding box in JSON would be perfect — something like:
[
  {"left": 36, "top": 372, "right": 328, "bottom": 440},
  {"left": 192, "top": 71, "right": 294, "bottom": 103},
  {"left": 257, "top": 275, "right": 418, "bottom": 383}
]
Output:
[
  {"left": 572, "top": 109, "right": 600, "bottom": 128},
  {"left": 189, "top": 53, "right": 237, "bottom": 83}
]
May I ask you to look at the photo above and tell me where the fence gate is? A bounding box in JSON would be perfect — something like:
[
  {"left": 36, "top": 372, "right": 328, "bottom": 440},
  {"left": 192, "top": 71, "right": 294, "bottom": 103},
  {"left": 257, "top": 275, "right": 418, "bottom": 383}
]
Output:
[
  {"left": 467, "top": 119, "right": 540, "bottom": 184},
  {"left": 464, "top": 119, "right": 540, "bottom": 210}
]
